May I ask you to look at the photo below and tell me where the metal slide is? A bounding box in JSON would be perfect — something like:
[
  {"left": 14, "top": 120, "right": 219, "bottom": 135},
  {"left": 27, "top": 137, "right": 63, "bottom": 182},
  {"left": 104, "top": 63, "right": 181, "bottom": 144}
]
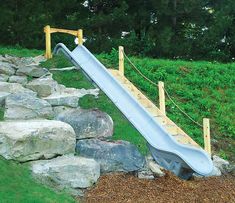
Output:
[{"left": 54, "top": 43, "right": 213, "bottom": 179}]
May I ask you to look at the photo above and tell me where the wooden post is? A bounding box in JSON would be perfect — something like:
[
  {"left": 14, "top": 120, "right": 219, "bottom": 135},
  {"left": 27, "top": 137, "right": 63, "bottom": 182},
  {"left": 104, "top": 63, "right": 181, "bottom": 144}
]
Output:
[
  {"left": 78, "top": 29, "right": 83, "bottom": 45},
  {"left": 119, "top": 46, "right": 124, "bottom": 76},
  {"left": 158, "top": 81, "right": 166, "bottom": 115},
  {"left": 44, "top": 25, "right": 52, "bottom": 59},
  {"left": 203, "top": 118, "right": 211, "bottom": 154}
]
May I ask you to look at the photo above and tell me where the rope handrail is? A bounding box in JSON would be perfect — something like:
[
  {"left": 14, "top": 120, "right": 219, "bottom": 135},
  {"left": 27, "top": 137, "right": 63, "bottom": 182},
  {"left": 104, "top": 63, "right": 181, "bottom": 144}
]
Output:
[{"left": 122, "top": 50, "right": 203, "bottom": 128}]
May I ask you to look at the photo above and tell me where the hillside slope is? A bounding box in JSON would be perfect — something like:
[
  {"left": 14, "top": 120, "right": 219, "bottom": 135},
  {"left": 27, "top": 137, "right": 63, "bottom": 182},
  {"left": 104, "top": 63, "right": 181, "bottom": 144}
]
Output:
[
  {"left": 98, "top": 51, "right": 235, "bottom": 161},
  {"left": 1, "top": 46, "right": 234, "bottom": 161}
]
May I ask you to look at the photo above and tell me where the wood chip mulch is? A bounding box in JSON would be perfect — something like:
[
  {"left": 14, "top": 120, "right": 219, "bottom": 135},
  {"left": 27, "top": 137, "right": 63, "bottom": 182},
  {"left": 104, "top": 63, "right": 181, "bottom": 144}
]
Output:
[{"left": 80, "top": 172, "right": 235, "bottom": 203}]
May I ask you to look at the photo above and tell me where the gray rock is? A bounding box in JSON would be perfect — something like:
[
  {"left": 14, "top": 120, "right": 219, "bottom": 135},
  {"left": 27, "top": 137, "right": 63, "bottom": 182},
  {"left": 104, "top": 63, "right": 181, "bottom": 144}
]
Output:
[
  {"left": 26, "top": 76, "right": 60, "bottom": 97},
  {"left": 62, "top": 87, "right": 99, "bottom": 98},
  {"left": 1, "top": 55, "right": 19, "bottom": 65},
  {"left": 193, "top": 165, "right": 222, "bottom": 178},
  {"left": 0, "top": 82, "right": 36, "bottom": 96},
  {"left": 57, "top": 109, "right": 113, "bottom": 139},
  {"left": 0, "top": 62, "right": 16, "bottom": 76},
  {"left": 8, "top": 75, "right": 27, "bottom": 85},
  {"left": 30, "top": 55, "right": 47, "bottom": 65},
  {"left": 0, "top": 120, "right": 76, "bottom": 162},
  {"left": 52, "top": 106, "right": 75, "bottom": 117},
  {"left": 76, "top": 139, "right": 145, "bottom": 173},
  {"left": 0, "top": 55, "right": 4, "bottom": 61},
  {"left": 0, "top": 74, "right": 9, "bottom": 82},
  {"left": 31, "top": 155, "right": 100, "bottom": 191},
  {"left": 148, "top": 160, "right": 165, "bottom": 177},
  {"left": 4, "top": 92, "right": 53, "bottom": 120},
  {"left": 16, "top": 57, "right": 35, "bottom": 66},
  {"left": 137, "top": 168, "right": 155, "bottom": 180},
  {"left": 16, "top": 65, "right": 49, "bottom": 78},
  {"left": 43, "top": 94, "right": 79, "bottom": 108},
  {"left": 209, "top": 166, "right": 222, "bottom": 176},
  {"left": 212, "top": 155, "right": 230, "bottom": 174},
  {"left": 0, "top": 92, "right": 10, "bottom": 107},
  {"left": 145, "top": 155, "right": 165, "bottom": 177}
]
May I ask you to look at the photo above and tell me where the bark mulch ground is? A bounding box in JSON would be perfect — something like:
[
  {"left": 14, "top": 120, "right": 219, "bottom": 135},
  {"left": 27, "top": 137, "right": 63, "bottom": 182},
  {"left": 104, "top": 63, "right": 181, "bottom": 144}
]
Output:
[{"left": 80, "top": 172, "right": 235, "bottom": 203}]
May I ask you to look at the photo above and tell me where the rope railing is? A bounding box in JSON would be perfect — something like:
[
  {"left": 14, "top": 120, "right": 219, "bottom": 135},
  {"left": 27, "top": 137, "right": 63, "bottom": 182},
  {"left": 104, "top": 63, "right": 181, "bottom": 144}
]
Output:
[{"left": 122, "top": 49, "right": 203, "bottom": 128}]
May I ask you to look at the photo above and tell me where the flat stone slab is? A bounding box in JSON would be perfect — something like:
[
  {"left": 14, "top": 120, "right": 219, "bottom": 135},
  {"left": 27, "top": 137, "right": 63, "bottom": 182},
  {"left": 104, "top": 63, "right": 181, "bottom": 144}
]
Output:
[
  {"left": 16, "top": 65, "right": 49, "bottom": 78},
  {"left": 43, "top": 94, "right": 79, "bottom": 108},
  {"left": 61, "top": 87, "right": 99, "bottom": 98},
  {"left": 0, "top": 82, "right": 36, "bottom": 96},
  {"left": 0, "top": 120, "right": 76, "bottom": 162},
  {"left": 4, "top": 92, "right": 53, "bottom": 120},
  {"left": 26, "top": 76, "right": 60, "bottom": 97},
  {"left": 8, "top": 75, "right": 27, "bottom": 85},
  {"left": 31, "top": 155, "right": 100, "bottom": 190},
  {"left": 0, "top": 62, "right": 16, "bottom": 76}
]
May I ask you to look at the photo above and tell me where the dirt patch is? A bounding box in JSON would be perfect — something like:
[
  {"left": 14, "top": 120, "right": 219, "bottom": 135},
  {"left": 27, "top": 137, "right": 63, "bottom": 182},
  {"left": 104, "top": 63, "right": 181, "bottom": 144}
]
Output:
[{"left": 81, "top": 172, "right": 235, "bottom": 203}]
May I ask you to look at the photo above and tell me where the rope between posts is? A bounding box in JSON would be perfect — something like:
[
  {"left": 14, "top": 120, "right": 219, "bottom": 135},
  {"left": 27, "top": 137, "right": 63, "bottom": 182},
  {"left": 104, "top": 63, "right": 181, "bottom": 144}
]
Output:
[
  {"left": 163, "top": 87, "right": 203, "bottom": 128},
  {"left": 122, "top": 51, "right": 157, "bottom": 86},
  {"left": 122, "top": 50, "right": 203, "bottom": 128}
]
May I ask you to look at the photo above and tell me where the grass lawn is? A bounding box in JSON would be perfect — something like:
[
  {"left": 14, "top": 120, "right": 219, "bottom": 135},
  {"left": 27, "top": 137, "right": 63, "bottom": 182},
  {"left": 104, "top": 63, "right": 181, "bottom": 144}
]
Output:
[{"left": 0, "top": 157, "right": 75, "bottom": 203}]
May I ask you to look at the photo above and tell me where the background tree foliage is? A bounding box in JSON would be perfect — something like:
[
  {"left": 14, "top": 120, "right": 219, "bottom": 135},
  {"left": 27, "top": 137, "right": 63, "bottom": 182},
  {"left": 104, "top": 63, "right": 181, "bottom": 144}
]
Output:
[{"left": 0, "top": 0, "right": 234, "bottom": 61}]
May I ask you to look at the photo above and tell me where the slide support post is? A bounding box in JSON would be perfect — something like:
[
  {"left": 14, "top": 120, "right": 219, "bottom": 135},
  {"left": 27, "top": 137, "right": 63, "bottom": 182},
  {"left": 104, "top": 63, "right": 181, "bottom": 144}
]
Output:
[
  {"left": 203, "top": 118, "right": 211, "bottom": 154},
  {"left": 158, "top": 81, "right": 166, "bottom": 115},
  {"left": 44, "top": 25, "right": 52, "bottom": 59},
  {"left": 78, "top": 29, "right": 83, "bottom": 45},
  {"left": 119, "top": 46, "right": 124, "bottom": 76}
]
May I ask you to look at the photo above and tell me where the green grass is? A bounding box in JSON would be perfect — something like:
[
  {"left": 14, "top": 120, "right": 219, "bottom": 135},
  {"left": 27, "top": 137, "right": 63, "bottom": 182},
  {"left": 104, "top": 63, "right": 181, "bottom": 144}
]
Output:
[
  {"left": 0, "top": 45, "right": 43, "bottom": 57},
  {"left": 0, "top": 107, "right": 4, "bottom": 121},
  {"left": 0, "top": 157, "right": 75, "bottom": 203}
]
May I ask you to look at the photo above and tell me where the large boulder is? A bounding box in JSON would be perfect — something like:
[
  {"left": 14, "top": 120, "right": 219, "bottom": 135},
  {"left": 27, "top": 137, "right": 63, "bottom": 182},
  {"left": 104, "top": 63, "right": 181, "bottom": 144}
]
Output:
[
  {"left": 16, "top": 65, "right": 49, "bottom": 78},
  {"left": 8, "top": 75, "right": 27, "bottom": 85},
  {"left": 4, "top": 92, "right": 53, "bottom": 120},
  {"left": 56, "top": 109, "right": 113, "bottom": 139},
  {"left": 0, "top": 82, "right": 36, "bottom": 96},
  {"left": 76, "top": 139, "right": 145, "bottom": 173},
  {"left": 212, "top": 155, "right": 230, "bottom": 174},
  {"left": 0, "top": 120, "right": 76, "bottom": 162},
  {"left": 31, "top": 155, "right": 100, "bottom": 192},
  {"left": 0, "top": 62, "right": 16, "bottom": 76},
  {"left": 26, "top": 76, "right": 60, "bottom": 97}
]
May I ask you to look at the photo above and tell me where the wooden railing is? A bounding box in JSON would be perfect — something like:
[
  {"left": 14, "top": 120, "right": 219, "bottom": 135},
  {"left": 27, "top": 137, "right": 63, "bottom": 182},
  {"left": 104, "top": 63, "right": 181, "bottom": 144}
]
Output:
[
  {"left": 44, "top": 25, "right": 83, "bottom": 59},
  {"left": 118, "top": 46, "right": 211, "bottom": 154}
]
